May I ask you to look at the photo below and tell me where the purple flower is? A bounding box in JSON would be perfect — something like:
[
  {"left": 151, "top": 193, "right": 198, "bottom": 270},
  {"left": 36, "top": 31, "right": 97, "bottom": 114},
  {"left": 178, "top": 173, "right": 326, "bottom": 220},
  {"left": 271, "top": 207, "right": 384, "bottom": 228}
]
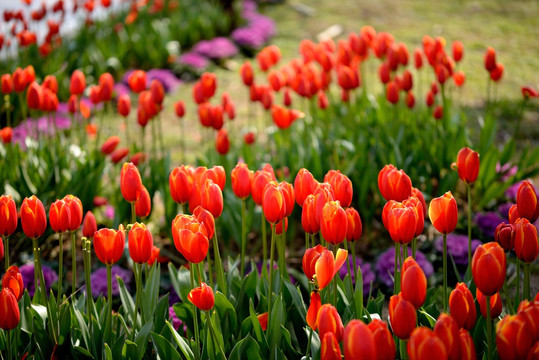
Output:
[
  {"left": 192, "top": 37, "right": 238, "bottom": 59},
  {"left": 104, "top": 205, "right": 115, "bottom": 220},
  {"left": 178, "top": 52, "right": 209, "bottom": 70},
  {"left": 498, "top": 203, "right": 512, "bottom": 219},
  {"left": 114, "top": 83, "right": 130, "bottom": 98},
  {"left": 475, "top": 212, "right": 505, "bottom": 237},
  {"left": 169, "top": 306, "right": 183, "bottom": 331},
  {"left": 435, "top": 234, "right": 481, "bottom": 266},
  {"left": 90, "top": 266, "right": 132, "bottom": 298},
  {"left": 19, "top": 263, "right": 58, "bottom": 297},
  {"left": 147, "top": 69, "right": 182, "bottom": 93},
  {"left": 375, "top": 247, "right": 433, "bottom": 288},
  {"left": 231, "top": 28, "right": 266, "bottom": 49},
  {"left": 496, "top": 162, "right": 518, "bottom": 182},
  {"left": 338, "top": 255, "right": 375, "bottom": 296}
]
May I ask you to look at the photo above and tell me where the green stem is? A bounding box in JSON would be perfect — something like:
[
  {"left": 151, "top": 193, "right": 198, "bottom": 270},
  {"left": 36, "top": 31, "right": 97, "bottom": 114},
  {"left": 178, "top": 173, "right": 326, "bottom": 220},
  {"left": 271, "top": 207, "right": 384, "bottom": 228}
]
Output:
[
  {"left": 305, "top": 327, "right": 313, "bottom": 360},
  {"left": 344, "top": 241, "right": 355, "bottom": 315},
  {"left": 443, "top": 234, "right": 448, "bottom": 312},
  {"left": 107, "top": 265, "right": 112, "bottom": 343},
  {"left": 57, "top": 233, "right": 63, "bottom": 304},
  {"left": 524, "top": 263, "right": 530, "bottom": 300},
  {"left": 467, "top": 185, "right": 472, "bottom": 269},
  {"left": 404, "top": 245, "right": 409, "bottom": 260},
  {"left": 85, "top": 240, "right": 93, "bottom": 324},
  {"left": 206, "top": 248, "right": 214, "bottom": 287},
  {"left": 332, "top": 245, "right": 338, "bottom": 306},
  {"left": 133, "top": 263, "right": 142, "bottom": 339},
  {"left": 278, "top": 220, "right": 287, "bottom": 278},
  {"left": 240, "top": 199, "right": 246, "bottom": 276},
  {"left": 502, "top": 273, "right": 513, "bottom": 314},
  {"left": 124, "top": 116, "right": 130, "bottom": 151},
  {"left": 131, "top": 202, "right": 136, "bottom": 225},
  {"left": 190, "top": 263, "right": 200, "bottom": 356},
  {"left": 352, "top": 242, "right": 358, "bottom": 287},
  {"left": 516, "top": 258, "right": 521, "bottom": 305},
  {"left": 261, "top": 212, "right": 267, "bottom": 272},
  {"left": 4, "top": 235, "right": 9, "bottom": 272},
  {"left": 206, "top": 310, "right": 226, "bottom": 359},
  {"left": 71, "top": 231, "right": 77, "bottom": 294},
  {"left": 212, "top": 231, "right": 227, "bottom": 295},
  {"left": 268, "top": 226, "right": 276, "bottom": 321},
  {"left": 394, "top": 243, "right": 399, "bottom": 294},
  {"left": 486, "top": 295, "right": 492, "bottom": 360}
]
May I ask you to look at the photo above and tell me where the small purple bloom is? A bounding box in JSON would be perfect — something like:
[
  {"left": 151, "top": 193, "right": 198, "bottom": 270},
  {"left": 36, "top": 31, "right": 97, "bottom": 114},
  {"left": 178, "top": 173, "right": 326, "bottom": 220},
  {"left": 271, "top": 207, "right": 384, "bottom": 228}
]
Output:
[
  {"left": 498, "top": 203, "right": 512, "bottom": 219},
  {"left": 475, "top": 212, "right": 505, "bottom": 237},
  {"left": 375, "top": 247, "right": 433, "bottom": 288},
  {"left": 104, "top": 205, "right": 115, "bottom": 220},
  {"left": 496, "top": 162, "right": 518, "bottom": 182},
  {"left": 338, "top": 255, "right": 375, "bottom": 296},
  {"left": 19, "top": 263, "right": 58, "bottom": 297},
  {"left": 192, "top": 37, "right": 238, "bottom": 60},
  {"left": 147, "top": 69, "right": 182, "bottom": 93},
  {"left": 505, "top": 181, "right": 524, "bottom": 201},
  {"left": 114, "top": 83, "right": 130, "bottom": 98},
  {"left": 178, "top": 52, "right": 209, "bottom": 70},
  {"left": 90, "top": 266, "right": 132, "bottom": 298},
  {"left": 435, "top": 234, "right": 481, "bottom": 266},
  {"left": 169, "top": 306, "right": 182, "bottom": 331}
]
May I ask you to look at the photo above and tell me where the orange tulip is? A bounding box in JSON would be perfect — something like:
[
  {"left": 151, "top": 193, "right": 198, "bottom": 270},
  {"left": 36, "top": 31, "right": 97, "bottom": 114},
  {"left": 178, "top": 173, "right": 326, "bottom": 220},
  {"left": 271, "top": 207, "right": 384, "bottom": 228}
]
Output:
[
  {"left": 2, "top": 266, "right": 24, "bottom": 301},
  {"left": 449, "top": 282, "right": 476, "bottom": 330},
  {"left": 388, "top": 206, "right": 418, "bottom": 245},
  {"left": 193, "top": 206, "right": 215, "bottom": 240},
  {"left": 327, "top": 172, "right": 353, "bottom": 208},
  {"left": 345, "top": 207, "right": 362, "bottom": 242},
  {"left": 120, "top": 162, "right": 143, "bottom": 203},
  {"left": 386, "top": 81, "right": 399, "bottom": 104},
  {"left": 434, "top": 313, "right": 461, "bottom": 360},
  {"left": 0, "top": 236, "right": 3, "bottom": 261},
  {"left": 12, "top": 68, "right": 27, "bottom": 93},
  {"left": 49, "top": 199, "right": 71, "bottom": 233},
  {"left": 389, "top": 293, "right": 417, "bottom": 340},
  {"left": 458, "top": 329, "right": 476, "bottom": 360},
  {"left": 94, "top": 225, "right": 126, "bottom": 265},
  {"left": 320, "top": 201, "right": 348, "bottom": 245},
  {"left": 128, "top": 222, "right": 153, "bottom": 264},
  {"left": 302, "top": 194, "right": 320, "bottom": 234},
  {"left": 494, "top": 222, "right": 514, "bottom": 252},
  {"left": 0, "top": 288, "right": 20, "bottom": 330},
  {"left": 257, "top": 312, "right": 268, "bottom": 331},
  {"left": 0, "top": 127, "right": 12, "bottom": 144},
  {"left": 26, "top": 82, "right": 43, "bottom": 110},
  {"left": 516, "top": 181, "right": 539, "bottom": 223},
  {"left": 476, "top": 288, "right": 502, "bottom": 319},
  {"left": 169, "top": 165, "right": 194, "bottom": 205},
  {"left": 320, "top": 332, "right": 342, "bottom": 360},
  {"left": 472, "top": 242, "right": 506, "bottom": 296},
  {"left": 378, "top": 164, "right": 412, "bottom": 202},
  {"left": 101, "top": 136, "right": 121, "bottom": 155},
  {"left": 404, "top": 196, "right": 425, "bottom": 237},
  {"left": 1, "top": 74, "right": 13, "bottom": 94},
  {"left": 63, "top": 195, "right": 83, "bottom": 232},
  {"left": 513, "top": 218, "right": 538, "bottom": 263},
  {"left": 302, "top": 245, "right": 347, "bottom": 290},
  {"left": 294, "top": 168, "right": 318, "bottom": 207},
  {"left": 367, "top": 319, "right": 396, "bottom": 360},
  {"left": 117, "top": 94, "right": 131, "bottom": 117},
  {"left": 147, "top": 246, "right": 160, "bottom": 266},
  {"left": 240, "top": 61, "right": 254, "bottom": 86},
  {"left": 251, "top": 170, "right": 275, "bottom": 206},
  {"left": 171, "top": 214, "right": 209, "bottom": 264},
  {"left": 174, "top": 100, "right": 185, "bottom": 118},
  {"left": 135, "top": 186, "right": 151, "bottom": 218},
  {"left": 428, "top": 192, "right": 458, "bottom": 235},
  {"left": 401, "top": 257, "right": 427, "bottom": 309},
  {"left": 98, "top": 73, "right": 114, "bottom": 102},
  {"left": 70, "top": 69, "right": 86, "bottom": 95},
  {"left": 508, "top": 204, "right": 519, "bottom": 224},
  {"left": 344, "top": 320, "right": 376, "bottom": 360},
  {"left": 528, "top": 342, "right": 539, "bottom": 360},
  {"left": 200, "top": 72, "right": 217, "bottom": 100},
  {"left": 496, "top": 314, "right": 534, "bottom": 360},
  {"left": 317, "top": 304, "right": 344, "bottom": 342},
  {"left": 150, "top": 79, "right": 164, "bottom": 105},
  {"left": 21, "top": 196, "right": 47, "bottom": 239},
  {"left": 407, "top": 327, "right": 448, "bottom": 360},
  {"left": 200, "top": 179, "right": 223, "bottom": 218},
  {"left": 188, "top": 282, "right": 214, "bottom": 311},
  {"left": 128, "top": 70, "right": 147, "bottom": 93},
  {"left": 111, "top": 148, "right": 129, "bottom": 164},
  {"left": 452, "top": 147, "right": 480, "bottom": 184},
  {"left": 490, "top": 63, "right": 504, "bottom": 82},
  {"left": 306, "top": 291, "right": 321, "bottom": 329},
  {"left": 82, "top": 211, "right": 97, "bottom": 239},
  {"left": 262, "top": 181, "right": 287, "bottom": 224},
  {"left": 0, "top": 195, "right": 17, "bottom": 237},
  {"left": 231, "top": 163, "right": 253, "bottom": 200}
]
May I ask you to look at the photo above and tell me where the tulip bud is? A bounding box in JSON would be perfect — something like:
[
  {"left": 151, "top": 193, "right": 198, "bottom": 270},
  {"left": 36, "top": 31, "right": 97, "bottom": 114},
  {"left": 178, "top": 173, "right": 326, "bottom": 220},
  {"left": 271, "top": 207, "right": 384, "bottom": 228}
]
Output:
[
  {"left": 2, "top": 266, "right": 24, "bottom": 301},
  {"left": 389, "top": 293, "right": 417, "bottom": 340},
  {"left": 433, "top": 105, "right": 443, "bottom": 120},
  {"left": 378, "top": 164, "right": 413, "bottom": 202},
  {"left": 1, "top": 74, "right": 13, "bottom": 94},
  {"left": 174, "top": 100, "right": 185, "bottom": 118},
  {"left": 147, "top": 246, "right": 160, "bottom": 266},
  {"left": 63, "top": 195, "right": 83, "bottom": 232},
  {"left": 401, "top": 257, "right": 427, "bottom": 309},
  {"left": 513, "top": 218, "right": 538, "bottom": 263},
  {"left": 231, "top": 163, "right": 252, "bottom": 200},
  {"left": 129, "top": 222, "right": 153, "bottom": 264},
  {"left": 94, "top": 225, "right": 126, "bottom": 265},
  {"left": 388, "top": 206, "right": 418, "bottom": 245},
  {"left": 193, "top": 206, "right": 215, "bottom": 240},
  {"left": 516, "top": 181, "right": 539, "bottom": 223},
  {"left": 327, "top": 173, "right": 353, "bottom": 208},
  {"left": 345, "top": 207, "right": 362, "bottom": 242},
  {"left": 82, "top": 211, "right": 97, "bottom": 239},
  {"left": 320, "top": 201, "right": 348, "bottom": 245},
  {"left": 344, "top": 320, "right": 376, "bottom": 360},
  {"left": 150, "top": 79, "right": 165, "bottom": 105},
  {"left": 188, "top": 282, "right": 214, "bottom": 311},
  {"left": 407, "top": 327, "right": 448, "bottom": 360},
  {"left": 262, "top": 181, "right": 287, "bottom": 224},
  {"left": 449, "top": 282, "right": 476, "bottom": 330},
  {"left": 172, "top": 214, "right": 209, "bottom": 264},
  {"left": 386, "top": 81, "right": 400, "bottom": 104},
  {"left": 452, "top": 147, "right": 480, "bottom": 184},
  {"left": 494, "top": 222, "right": 514, "bottom": 252},
  {"left": 471, "top": 242, "right": 506, "bottom": 296},
  {"left": 21, "top": 195, "right": 47, "bottom": 239},
  {"left": 135, "top": 186, "right": 151, "bottom": 218},
  {"left": 367, "top": 319, "right": 396, "bottom": 360},
  {"left": 49, "top": 199, "right": 71, "bottom": 233},
  {"left": 257, "top": 312, "right": 268, "bottom": 331},
  {"left": 121, "top": 162, "right": 143, "bottom": 203},
  {"left": 314, "top": 183, "right": 335, "bottom": 223},
  {"left": 0, "top": 195, "right": 18, "bottom": 237},
  {"left": 118, "top": 94, "right": 131, "bottom": 117},
  {"left": 294, "top": 168, "right": 318, "bottom": 207},
  {"left": 0, "top": 127, "right": 12, "bottom": 144},
  {"left": 302, "top": 195, "right": 320, "bottom": 235},
  {"left": 128, "top": 70, "right": 147, "bottom": 93},
  {"left": 434, "top": 313, "right": 461, "bottom": 360},
  {"left": 476, "top": 288, "right": 502, "bottom": 319},
  {"left": 490, "top": 63, "right": 504, "bottom": 82},
  {"left": 215, "top": 129, "right": 230, "bottom": 155},
  {"left": 101, "top": 136, "right": 121, "bottom": 155},
  {"left": 26, "top": 81, "right": 43, "bottom": 110},
  {"left": 496, "top": 314, "right": 534, "bottom": 360},
  {"left": 169, "top": 165, "right": 194, "bottom": 205},
  {"left": 240, "top": 61, "right": 254, "bottom": 86},
  {"left": 458, "top": 329, "right": 476, "bottom": 360},
  {"left": 320, "top": 332, "right": 342, "bottom": 360},
  {"left": 0, "top": 288, "right": 20, "bottom": 330},
  {"left": 98, "top": 73, "right": 114, "bottom": 102},
  {"left": 70, "top": 69, "right": 86, "bottom": 95},
  {"left": 428, "top": 192, "right": 458, "bottom": 235},
  {"left": 317, "top": 304, "right": 344, "bottom": 342},
  {"left": 200, "top": 179, "right": 223, "bottom": 219}
]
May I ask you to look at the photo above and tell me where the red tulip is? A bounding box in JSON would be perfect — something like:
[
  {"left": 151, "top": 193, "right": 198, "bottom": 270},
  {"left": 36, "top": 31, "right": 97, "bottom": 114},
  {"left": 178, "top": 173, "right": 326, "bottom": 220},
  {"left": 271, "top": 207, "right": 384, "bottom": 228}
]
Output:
[
  {"left": 252, "top": 170, "right": 275, "bottom": 206},
  {"left": 101, "top": 136, "right": 121, "bottom": 155},
  {"left": 26, "top": 82, "right": 43, "bottom": 110},
  {"left": 188, "top": 282, "right": 214, "bottom": 311},
  {"left": 401, "top": 257, "right": 427, "bottom": 309},
  {"left": 193, "top": 206, "right": 215, "bottom": 240},
  {"left": 301, "top": 195, "right": 320, "bottom": 234},
  {"left": 63, "top": 195, "right": 83, "bottom": 232},
  {"left": 320, "top": 201, "right": 348, "bottom": 245},
  {"left": 240, "top": 61, "right": 254, "bottom": 86},
  {"left": 302, "top": 245, "right": 347, "bottom": 290},
  {"left": 0, "top": 195, "right": 17, "bottom": 237},
  {"left": 345, "top": 207, "right": 362, "bottom": 242},
  {"left": 111, "top": 147, "right": 129, "bottom": 164},
  {"left": 433, "top": 105, "right": 443, "bottom": 120},
  {"left": 522, "top": 86, "right": 539, "bottom": 99},
  {"left": 406, "top": 91, "right": 416, "bottom": 108},
  {"left": 513, "top": 218, "right": 538, "bottom": 263},
  {"left": 244, "top": 132, "right": 255, "bottom": 145},
  {"left": 200, "top": 72, "right": 217, "bottom": 100},
  {"left": 459, "top": 329, "right": 476, "bottom": 360},
  {"left": 128, "top": 70, "right": 147, "bottom": 93},
  {"left": 407, "top": 327, "right": 448, "bottom": 360},
  {"left": 0, "top": 127, "right": 12, "bottom": 144},
  {"left": 453, "top": 71, "right": 465, "bottom": 87},
  {"left": 386, "top": 81, "right": 399, "bottom": 104},
  {"left": 147, "top": 246, "right": 160, "bottom": 266},
  {"left": 452, "top": 41, "right": 464, "bottom": 62},
  {"left": 200, "top": 179, "right": 223, "bottom": 218},
  {"left": 449, "top": 282, "right": 476, "bottom": 330},
  {"left": 257, "top": 312, "right": 268, "bottom": 331},
  {"left": 174, "top": 100, "right": 185, "bottom": 118},
  {"left": 1, "top": 74, "right": 13, "bottom": 94},
  {"left": 121, "top": 162, "right": 143, "bottom": 203},
  {"left": 172, "top": 214, "right": 209, "bottom": 264},
  {"left": 94, "top": 225, "right": 126, "bottom": 265},
  {"left": 494, "top": 222, "right": 514, "bottom": 252},
  {"left": 21, "top": 196, "right": 47, "bottom": 239},
  {"left": 215, "top": 129, "right": 230, "bottom": 155},
  {"left": 516, "top": 181, "right": 539, "bottom": 223},
  {"left": 12, "top": 68, "right": 27, "bottom": 93},
  {"left": 294, "top": 168, "right": 318, "bottom": 207},
  {"left": 471, "top": 242, "right": 506, "bottom": 296},
  {"left": 169, "top": 165, "right": 194, "bottom": 205},
  {"left": 388, "top": 205, "right": 418, "bottom": 245},
  {"left": 82, "top": 211, "right": 97, "bottom": 239},
  {"left": 0, "top": 288, "right": 20, "bottom": 330},
  {"left": 403, "top": 196, "right": 425, "bottom": 237},
  {"left": 428, "top": 192, "right": 458, "bottom": 235},
  {"left": 201, "top": 166, "right": 226, "bottom": 191},
  {"left": 314, "top": 183, "right": 335, "bottom": 223},
  {"left": 70, "top": 69, "right": 86, "bottom": 95},
  {"left": 306, "top": 291, "right": 321, "bottom": 329},
  {"left": 434, "top": 313, "right": 461, "bottom": 360},
  {"left": 476, "top": 288, "right": 502, "bottom": 319},
  {"left": 49, "top": 199, "right": 71, "bottom": 233},
  {"left": 262, "top": 181, "right": 287, "bottom": 224},
  {"left": 490, "top": 63, "right": 504, "bottom": 82},
  {"left": 317, "top": 304, "right": 344, "bottom": 342},
  {"left": 320, "top": 332, "right": 342, "bottom": 360},
  {"left": 343, "top": 320, "right": 376, "bottom": 360},
  {"left": 231, "top": 163, "right": 253, "bottom": 200},
  {"left": 452, "top": 147, "right": 480, "bottom": 184},
  {"left": 98, "top": 73, "right": 114, "bottom": 102},
  {"left": 150, "top": 79, "right": 165, "bottom": 105},
  {"left": 496, "top": 314, "right": 534, "bottom": 360},
  {"left": 378, "top": 164, "right": 413, "bottom": 202},
  {"left": 389, "top": 293, "right": 417, "bottom": 340},
  {"left": 135, "top": 186, "right": 151, "bottom": 218},
  {"left": 118, "top": 94, "right": 131, "bottom": 117},
  {"left": 327, "top": 172, "right": 353, "bottom": 208},
  {"left": 42, "top": 75, "right": 58, "bottom": 94},
  {"left": 2, "top": 266, "right": 24, "bottom": 301},
  {"left": 367, "top": 319, "right": 396, "bottom": 360},
  {"left": 128, "top": 222, "right": 153, "bottom": 264}
]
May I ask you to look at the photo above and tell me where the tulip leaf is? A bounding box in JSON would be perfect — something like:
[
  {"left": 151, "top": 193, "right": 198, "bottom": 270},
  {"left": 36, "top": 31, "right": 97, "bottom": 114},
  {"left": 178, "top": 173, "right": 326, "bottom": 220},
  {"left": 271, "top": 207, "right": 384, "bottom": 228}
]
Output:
[
  {"left": 142, "top": 264, "right": 161, "bottom": 323},
  {"left": 154, "top": 294, "right": 170, "bottom": 334},
  {"left": 229, "top": 335, "right": 262, "bottom": 360},
  {"left": 418, "top": 308, "right": 437, "bottom": 328},
  {"left": 135, "top": 320, "right": 153, "bottom": 360},
  {"left": 282, "top": 281, "right": 307, "bottom": 320},
  {"left": 117, "top": 276, "right": 135, "bottom": 324},
  {"left": 166, "top": 320, "right": 196, "bottom": 360},
  {"left": 150, "top": 332, "right": 182, "bottom": 360},
  {"left": 214, "top": 291, "right": 238, "bottom": 334},
  {"left": 267, "top": 295, "right": 284, "bottom": 351},
  {"left": 73, "top": 307, "right": 91, "bottom": 350},
  {"left": 104, "top": 344, "right": 113, "bottom": 360},
  {"left": 73, "top": 345, "right": 94, "bottom": 359}
]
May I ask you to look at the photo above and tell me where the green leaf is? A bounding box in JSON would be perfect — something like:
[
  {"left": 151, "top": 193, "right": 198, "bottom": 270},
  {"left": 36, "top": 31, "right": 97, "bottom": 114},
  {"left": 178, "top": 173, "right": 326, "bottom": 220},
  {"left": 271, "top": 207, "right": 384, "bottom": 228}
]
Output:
[
  {"left": 228, "top": 335, "right": 262, "bottom": 360},
  {"left": 135, "top": 320, "right": 153, "bottom": 360},
  {"left": 267, "top": 295, "right": 284, "bottom": 351},
  {"left": 117, "top": 276, "right": 135, "bottom": 324},
  {"left": 151, "top": 332, "right": 182, "bottom": 360},
  {"left": 418, "top": 309, "right": 437, "bottom": 328},
  {"left": 166, "top": 320, "right": 196, "bottom": 360},
  {"left": 104, "top": 344, "right": 113, "bottom": 360},
  {"left": 214, "top": 291, "right": 238, "bottom": 334},
  {"left": 122, "top": 340, "right": 138, "bottom": 360}
]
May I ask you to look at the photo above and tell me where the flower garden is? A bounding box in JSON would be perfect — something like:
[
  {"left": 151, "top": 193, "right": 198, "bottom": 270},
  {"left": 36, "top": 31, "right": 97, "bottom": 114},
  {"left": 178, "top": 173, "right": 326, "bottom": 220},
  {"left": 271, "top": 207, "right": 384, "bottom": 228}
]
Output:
[{"left": 0, "top": 0, "right": 539, "bottom": 359}]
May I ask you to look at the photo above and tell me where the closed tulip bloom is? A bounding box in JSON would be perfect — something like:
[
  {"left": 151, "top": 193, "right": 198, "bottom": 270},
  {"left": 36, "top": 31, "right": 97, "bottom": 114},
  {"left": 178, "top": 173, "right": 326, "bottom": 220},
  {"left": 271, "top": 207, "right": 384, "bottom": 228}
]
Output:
[
  {"left": 262, "top": 181, "right": 287, "bottom": 224},
  {"left": 101, "top": 136, "right": 120, "bottom": 155},
  {"left": 344, "top": 319, "right": 376, "bottom": 360},
  {"left": 26, "top": 82, "right": 43, "bottom": 110},
  {"left": 408, "top": 327, "right": 448, "bottom": 360},
  {"left": 433, "top": 105, "right": 443, "bottom": 120},
  {"left": 279, "top": 182, "right": 295, "bottom": 218},
  {"left": 386, "top": 81, "right": 400, "bottom": 104},
  {"left": 2, "top": 266, "right": 24, "bottom": 301},
  {"left": 117, "top": 94, "right": 131, "bottom": 117},
  {"left": 63, "top": 195, "right": 83, "bottom": 231},
  {"left": 321, "top": 332, "right": 342, "bottom": 360},
  {"left": 0, "top": 127, "right": 12, "bottom": 144},
  {"left": 169, "top": 165, "right": 194, "bottom": 205},
  {"left": 517, "top": 301, "right": 539, "bottom": 342},
  {"left": 508, "top": 204, "right": 520, "bottom": 224},
  {"left": 367, "top": 319, "right": 396, "bottom": 360},
  {"left": 434, "top": 313, "right": 461, "bottom": 360},
  {"left": 496, "top": 314, "right": 534, "bottom": 360},
  {"left": 94, "top": 225, "right": 126, "bottom": 265},
  {"left": 252, "top": 170, "right": 275, "bottom": 206},
  {"left": 174, "top": 100, "right": 185, "bottom": 118},
  {"left": 516, "top": 181, "right": 539, "bottom": 223},
  {"left": 0, "top": 195, "right": 17, "bottom": 237},
  {"left": 389, "top": 293, "right": 417, "bottom": 340},
  {"left": 0, "top": 288, "right": 20, "bottom": 330},
  {"left": 452, "top": 41, "right": 464, "bottom": 62},
  {"left": 82, "top": 211, "right": 97, "bottom": 239},
  {"left": 317, "top": 304, "right": 344, "bottom": 342},
  {"left": 200, "top": 166, "right": 226, "bottom": 191},
  {"left": 378, "top": 164, "right": 413, "bottom": 202},
  {"left": 135, "top": 186, "right": 151, "bottom": 218},
  {"left": 513, "top": 218, "right": 538, "bottom": 263},
  {"left": 302, "top": 195, "right": 320, "bottom": 234},
  {"left": 257, "top": 312, "right": 268, "bottom": 331},
  {"left": 495, "top": 222, "right": 514, "bottom": 252},
  {"left": 21, "top": 196, "right": 47, "bottom": 239},
  {"left": 231, "top": 163, "right": 253, "bottom": 200},
  {"left": 294, "top": 168, "right": 319, "bottom": 207},
  {"left": 215, "top": 129, "right": 229, "bottom": 155},
  {"left": 388, "top": 206, "right": 417, "bottom": 245},
  {"left": 200, "top": 179, "right": 223, "bottom": 218},
  {"left": 453, "top": 71, "right": 466, "bottom": 87},
  {"left": 172, "top": 214, "right": 209, "bottom": 264},
  {"left": 345, "top": 207, "right": 362, "bottom": 242},
  {"left": 150, "top": 79, "right": 165, "bottom": 105},
  {"left": 272, "top": 217, "right": 288, "bottom": 235},
  {"left": 98, "top": 73, "right": 114, "bottom": 102},
  {"left": 121, "top": 162, "right": 143, "bottom": 203},
  {"left": 449, "top": 283, "right": 476, "bottom": 330},
  {"left": 128, "top": 222, "right": 153, "bottom": 264},
  {"left": 306, "top": 291, "right": 321, "bottom": 329},
  {"left": 452, "top": 147, "right": 480, "bottom": 184},
  {"left": 188, "top": 282, "right": 214, "bottom": 311},
  {"left": 70, "top": 70, "right": 86, "bottom": 95},
  {"left": 89, "top": 85, "right": 101, "bottom": 105},
  {"left": 476, "top": 289, "right": 502, "bottom": 319},
  {"left": 328, "top": 173, "right": 353, "bottom": 208},
  {"left": 320, "top": 201, "right": 347, "bottom": 245},
  {"left": 147, "top": 246, "right": 160, "bottom": 266},
  {"left": 12, "top": 68, "right": 27, "bottom": 93},
  {"left": 490, "top": 63, "right": 504, "bottom": 82},
  {"left": 49, "top": 199, "right": 71, "bottom": 233},
  {"left": 403, "top": 196, "right": 425, "bottom": 237},
  {"left": 428, "top": 192, "right": 458, "bottom": 235},
  {"left": 382, "top": 200, "right": 402, "bottom": 230},
  {"left": 458, "top": 329, "right": 476, "bottom": 360},
  {"left": 1, "top": 74, "right": 13, "bottom": 94},
  {"left": 302, "top": 245, "right": 347, "bottom": 290},
  {"left": 200, "top": 72, "right": 217, "bottom": 100},
  {"left": 240, "top": 61, "right": 254, "bottom": 86},
  {"left": 111, "top": 148, "right": 129, "bottom": 164},
  {"left": 472, "top": 242, "right": 506, "bottom": 296},
  {"left": 193, "top": 206, "right": 215, "bottom": 240},
  {"left": 401, "top": 257, "right": 427, "bottom": 309},
  {"left": 128, "top": 70, "right": 147, "bottom": 93}
]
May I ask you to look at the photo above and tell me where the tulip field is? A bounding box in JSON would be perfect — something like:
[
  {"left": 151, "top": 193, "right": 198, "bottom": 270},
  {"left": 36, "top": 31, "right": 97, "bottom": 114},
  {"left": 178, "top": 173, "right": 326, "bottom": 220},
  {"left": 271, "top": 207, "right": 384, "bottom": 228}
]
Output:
[{"left": 1, "top": 0, "right": 539, "bottom": 359}]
